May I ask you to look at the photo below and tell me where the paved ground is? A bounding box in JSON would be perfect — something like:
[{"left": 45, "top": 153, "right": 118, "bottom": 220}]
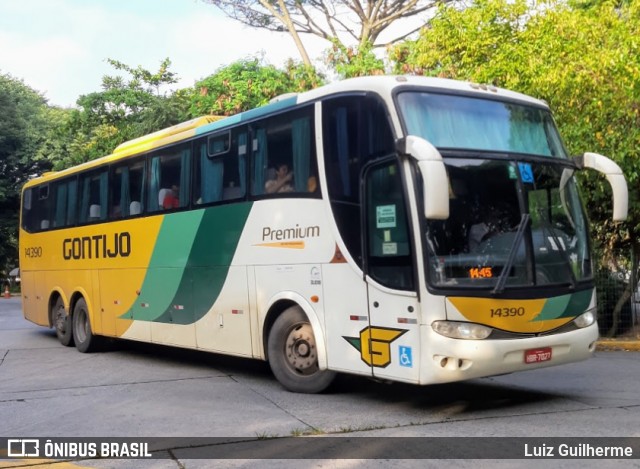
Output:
[{"left": 1, "top": 296, "right": 639, "bottom": 468}]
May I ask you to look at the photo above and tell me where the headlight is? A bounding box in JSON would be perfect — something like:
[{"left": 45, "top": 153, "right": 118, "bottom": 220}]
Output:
[
  {"left": 432, "top": 321, "right": 492, "bottom": 339},
  {"left": 573, "top": 310, "right": 596, "bottom": 328}
]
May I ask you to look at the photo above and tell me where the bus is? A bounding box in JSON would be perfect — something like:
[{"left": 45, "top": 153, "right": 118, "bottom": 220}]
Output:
[{"left": 19, "top": 76, "right": 628, "bottom": 393}]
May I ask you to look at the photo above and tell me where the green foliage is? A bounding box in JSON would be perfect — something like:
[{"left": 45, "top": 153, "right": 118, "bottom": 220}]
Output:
[
  {"left": 0, "top": 73, "right": 52, "bottom": 272},
  {"left": 189, "top": 58, "right": 324, "bottom": 116},
  {"left": 325, "top": 40, "right": 386, "bottom": 79},
  {"left": 44, "top": 58, "right": 190, "bottom": 171},
  {"left": 391, "top": 0, "right": 640, "bottom": 264}
]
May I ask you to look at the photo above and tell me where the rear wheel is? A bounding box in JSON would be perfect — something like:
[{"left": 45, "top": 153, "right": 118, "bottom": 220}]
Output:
[
  {"left": 53, "top": 297, "right": 74, "bottom": 347},
  {"left": 73, "top": 298, "right": 102, "bottom": 353},
  {"left": 267, "top": 306, "right": 335, "bottom": 393}
]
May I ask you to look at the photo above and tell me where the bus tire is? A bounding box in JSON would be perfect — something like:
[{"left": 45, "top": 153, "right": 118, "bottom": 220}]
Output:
[
  {"left": 53, "top": 297, "right": 74, "bottom": 347},
  {"left": 72, "top": 298, "right": 102, "bottom": 353},
  {"left": 267, "top": 305, "right": 335, "bottom": 393}
]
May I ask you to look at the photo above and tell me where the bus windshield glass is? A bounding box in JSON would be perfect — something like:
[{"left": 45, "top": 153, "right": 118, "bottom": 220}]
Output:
[
  {"left": 397, "top": 92, "right": 568, "bottom": 158},
  {"left": 422, "top": 158, "right": 592, "bottom": 290}
]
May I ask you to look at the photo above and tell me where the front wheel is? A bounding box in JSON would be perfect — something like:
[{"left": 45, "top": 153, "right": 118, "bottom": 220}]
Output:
[
  {"left": 72, "top": 298, "right": 103, "bottom": 353},
  {"left": 267, "top": 306, "right": 336, "bottom": 393},
  {"left": 53, "top": 297, "right": 74, "bottom": 347}
]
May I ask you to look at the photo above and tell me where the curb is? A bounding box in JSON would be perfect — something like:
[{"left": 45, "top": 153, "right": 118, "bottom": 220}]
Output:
[{"left": 596, "top": 339, "right": 640, "bottom": 352}]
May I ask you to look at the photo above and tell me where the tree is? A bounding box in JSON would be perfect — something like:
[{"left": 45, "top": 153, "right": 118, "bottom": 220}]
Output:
[
  {"left": 325, "top": 39, "right": 386, "bottom": 78},
  {"left": 202, "top": 1, "right": 446, "bottom": 67},
  {"left": 391, "top": 0, "right": 640, "bottom": 335},
  {"left": 189, "top": 57, "right": 324, "bottom": 116},
  {"left": 45, "top": 58, "right": 190, "bottom": 170},
  {"left": 0, "top": 74, "right": 52, "bottom": 273}
]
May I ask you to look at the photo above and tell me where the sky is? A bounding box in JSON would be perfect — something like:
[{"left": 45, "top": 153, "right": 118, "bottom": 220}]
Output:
[{"left": 0, "top": 0, "right": 327, "bottom": 107}]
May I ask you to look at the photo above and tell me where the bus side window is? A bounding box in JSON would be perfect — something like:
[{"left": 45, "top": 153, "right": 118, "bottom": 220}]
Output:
[
  {"left": 78, "top": 170, "right": 108, "bottom": 224},
  {"left": 51, "top": 178, "right": 78, "bottom": 228},
  {"left": 250, "top": 106, "right": 317, "bottom": 197},
  {"left": 21, "top": 186, "right": 50, "bottom": 233},
  {"left": 21, "top": 188, "right": 33, "bottom": 232},
  {"left": 36, "top": 185, "right": 52, "bottom": 232},
  {"left": 322, "top": 95, "right": 395, "bottom": 268},
  {"left": 111, "top": 159, "right": 145, "bottom": 219},
  {"left": 147, "top": 144, "right": 190, "bottom": 212},
  {"left": 109, "top": 159, "right": 144, "bottom": 219},
  {"left": 194, "top": 128, "right": 247, "bottom": 205}
]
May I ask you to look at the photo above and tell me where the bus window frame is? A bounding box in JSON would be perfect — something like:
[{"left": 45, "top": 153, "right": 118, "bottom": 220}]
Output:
[
  {"left": 208, "top": 130, "right": 231, "bottom": 157},
  {"left": 110, "top": 155, "right": 147, "bottom": 220},
  {"left": 248, "top": 104, "right": 319, "bottom": 200}
]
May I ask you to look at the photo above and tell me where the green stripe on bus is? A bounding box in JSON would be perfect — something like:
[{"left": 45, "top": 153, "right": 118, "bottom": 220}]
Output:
[
  {"left": 122, "top": 210, "right": 203, "bottom": 322},
  {"left": 121, "top": 203, "right": 253, "bottom": 324},
  {"left": 534, "top": 288, "right": 593, "bottom": 321}
]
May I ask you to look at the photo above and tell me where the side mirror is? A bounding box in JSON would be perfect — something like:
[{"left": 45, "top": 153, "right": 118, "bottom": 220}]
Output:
[
  {"left": 575, "top": 153, "right": 628, "bottom": 221},
  {"left": 397, "top": 136, "right": 450, "bottom": 220}
]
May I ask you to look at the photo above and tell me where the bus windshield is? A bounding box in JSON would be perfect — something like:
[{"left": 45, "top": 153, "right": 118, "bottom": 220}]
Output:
[
  {"left": 396, "top": 91, "right": 590, "bottom": 291},
  {"left": 397, "top": 92, "right": 568, "bottom": 158},
  {"left": 422, "top": 158, "right": 591, "bottom": 290}
]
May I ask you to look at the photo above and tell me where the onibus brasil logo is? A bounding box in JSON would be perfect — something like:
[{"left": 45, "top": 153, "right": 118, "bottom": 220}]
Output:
[{"left": 343, "top": 326, "right": 408, "bottom": 367}]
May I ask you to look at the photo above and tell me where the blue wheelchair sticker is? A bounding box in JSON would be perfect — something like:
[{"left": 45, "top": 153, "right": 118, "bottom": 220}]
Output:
[
  {"left": 399, "top": 346, "right": 413, "bottom": 368},
  {"left": 518, "top": 163, "right": 534, "bottom": 183}
]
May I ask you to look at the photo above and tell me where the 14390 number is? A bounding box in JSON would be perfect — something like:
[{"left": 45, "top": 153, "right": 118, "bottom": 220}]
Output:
[
  {"left": 24, "top": 246, "right": 42, "bottom": 258},
  {"left": 490, "top": 307, "right": 525, "bottom": 318}
]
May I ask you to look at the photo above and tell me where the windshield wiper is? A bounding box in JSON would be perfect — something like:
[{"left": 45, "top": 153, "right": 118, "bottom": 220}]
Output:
[{"left": 492, "top": 214, "right": 530, "bottom": 295}]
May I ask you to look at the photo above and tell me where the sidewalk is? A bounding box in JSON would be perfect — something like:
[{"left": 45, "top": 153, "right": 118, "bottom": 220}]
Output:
[{"left": 596, "top": 338, "right": 640, "bottom": 351}]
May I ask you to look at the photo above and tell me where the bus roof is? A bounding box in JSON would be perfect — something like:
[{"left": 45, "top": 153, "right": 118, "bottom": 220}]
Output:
[
  {"left": 23, "top": 75, "right": 548, "bottom": 189},
  {"left": 192, "top": 75, "right": 548, "bottom": 137}
]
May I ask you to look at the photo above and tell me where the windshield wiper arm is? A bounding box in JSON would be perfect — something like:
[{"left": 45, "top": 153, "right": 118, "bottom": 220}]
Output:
[{"left": 492, "top": 214, "right": 530, "bottom": 295}]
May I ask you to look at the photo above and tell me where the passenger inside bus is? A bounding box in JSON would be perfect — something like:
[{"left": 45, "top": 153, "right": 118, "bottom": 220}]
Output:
[
  {"left": 265, "top": 164, "right": 294, "bottom": 193},
  {"left": 161, "top": 185, "right": 180, "bottom": 209}
]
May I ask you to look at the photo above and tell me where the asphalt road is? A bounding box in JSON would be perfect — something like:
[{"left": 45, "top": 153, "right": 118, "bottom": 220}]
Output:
[{"left": 1, "top": 296, "right": 639, "bottom": 468}]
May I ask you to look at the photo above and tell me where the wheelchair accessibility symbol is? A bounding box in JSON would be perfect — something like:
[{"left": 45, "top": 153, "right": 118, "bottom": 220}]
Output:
[{"left": 399, "top": 346, "right": 413, "bottom": 368}]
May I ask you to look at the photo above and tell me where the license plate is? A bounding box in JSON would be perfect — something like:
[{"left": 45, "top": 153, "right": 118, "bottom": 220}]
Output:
[{"left": 524, "top": 347, "right": 552, "bottom": 364}]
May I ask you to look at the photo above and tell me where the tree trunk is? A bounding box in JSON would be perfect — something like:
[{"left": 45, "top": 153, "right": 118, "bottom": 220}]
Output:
[
  {"left": 607, "top": 281, "right": 632, "bottom": 338},
  {"left": 606, "top": 243, "right": 639, "bottom": 338},
  {"left": 273, "top": 0, "right": 313, "bottom": 66}
]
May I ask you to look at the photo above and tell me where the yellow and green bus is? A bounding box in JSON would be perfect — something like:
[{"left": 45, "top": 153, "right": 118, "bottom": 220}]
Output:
[{"left": 20, "top": 76, "right": 628, "bottom": 393}]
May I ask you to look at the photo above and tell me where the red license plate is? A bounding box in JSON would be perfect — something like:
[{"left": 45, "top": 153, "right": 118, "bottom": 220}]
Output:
[{"left": 524, "top": 347, "right": 552, "bottom": 364}]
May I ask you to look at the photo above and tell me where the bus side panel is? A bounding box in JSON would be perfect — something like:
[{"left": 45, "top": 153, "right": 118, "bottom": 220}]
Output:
[
  {"left": 254, "top": 264, "right": 325, "bottom": 355},
  {"left": 322, "top": 263, "right": 373, "bottom": 377},
  {"left": 20, "top": 271, "right": 43, "bottom": 326},
  {"left": 146, "top": 267, "right": 196, "bottom": 348},
  {"left": 31, "top": 271, "right": 50, "bottom": 326},
  {"left": 366, "top": 283, "right": 421, "bottom": 384},
  {"left": 98, "top": 269, "right": 142, "bottom": 337},
  {"left": 151, "top": 322, "right": 196, "bottom": 348},
  {"left": 195, "top": 265, "right": 252, "bottom": 356}
]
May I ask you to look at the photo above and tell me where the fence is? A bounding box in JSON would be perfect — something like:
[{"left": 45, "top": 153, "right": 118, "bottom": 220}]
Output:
[{"left": 595, "top": 268, "right": 640, "bottom": 339}]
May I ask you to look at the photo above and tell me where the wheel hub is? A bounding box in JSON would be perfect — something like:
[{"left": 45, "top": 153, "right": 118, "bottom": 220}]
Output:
[{"left": 285, "top": 324, "right": 317, "bottom": 373}]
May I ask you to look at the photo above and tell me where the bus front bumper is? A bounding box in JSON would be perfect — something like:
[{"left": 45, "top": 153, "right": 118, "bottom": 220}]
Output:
[{"left": 420, "top": 322, "right": 599, "bottom": 384}]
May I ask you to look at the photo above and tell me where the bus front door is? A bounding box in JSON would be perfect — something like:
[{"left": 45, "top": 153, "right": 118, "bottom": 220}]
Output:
[{"left": 363, "top": 159, "right": 421, "bottom": 384}]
